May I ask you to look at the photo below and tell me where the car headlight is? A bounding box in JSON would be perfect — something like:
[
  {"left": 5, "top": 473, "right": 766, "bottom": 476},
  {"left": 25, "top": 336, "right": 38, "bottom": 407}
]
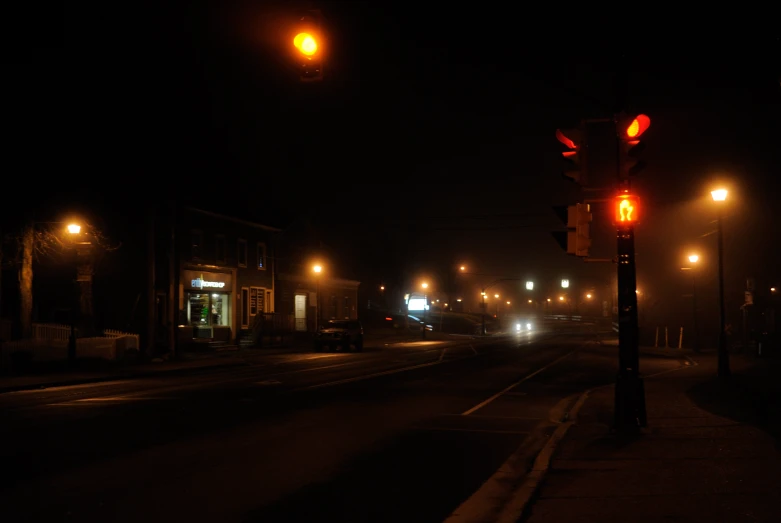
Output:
[
  {"left": 527, "top": 323, "right": 532, "bottom": 330},
  {"left": 516, "top": 324, "right": 521, "bottom": 331}
]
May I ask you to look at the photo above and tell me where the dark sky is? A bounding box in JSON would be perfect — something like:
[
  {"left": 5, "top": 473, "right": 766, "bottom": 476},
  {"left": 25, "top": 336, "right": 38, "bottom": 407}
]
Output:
[{"left": 8, "top": 4, "right": 781, "bottom": 316}]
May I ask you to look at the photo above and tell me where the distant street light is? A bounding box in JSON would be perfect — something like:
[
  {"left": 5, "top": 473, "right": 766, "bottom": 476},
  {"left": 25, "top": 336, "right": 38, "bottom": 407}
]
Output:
[
  {"left": 525, "top": 281, "right": 534, "bottom": 290},
  {"left": 688, "top": 254, "right": 699, "bottom": 264},
  {"left": 586, "top": 293, "right": 592, "bottom": 299},
  {"left": 67, "top": 224, "right": 81, "bottom": 234},
  {"left": 421, "top": 282, "right": 429, "bottom": 289},
  {"left": 561, "top": 279, "right": 569, "bottom": 288},
  {"left": 711, "top": 188, "right": 730, "bottom": 377},
  {"left": 294, "top": 32, "right": 318, "bottom": 56},
  {"left": 494, "top": 293, "right": 499, "bottom": 299}
]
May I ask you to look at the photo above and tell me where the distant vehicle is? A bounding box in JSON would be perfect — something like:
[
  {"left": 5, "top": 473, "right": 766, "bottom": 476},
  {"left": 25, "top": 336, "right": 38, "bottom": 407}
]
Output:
[{"left": 314, "top": 320, "right": 364, "bottom": 352}]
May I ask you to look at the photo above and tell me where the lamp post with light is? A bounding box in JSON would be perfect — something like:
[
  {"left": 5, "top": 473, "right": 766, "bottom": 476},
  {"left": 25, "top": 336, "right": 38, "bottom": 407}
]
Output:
[
  {"left": 682, "top": 254, "right": 701, "bottom": 352},
  {"left": 711, "top": 188, "right": 730, "bottom": 377},
  {"left": 313, "top": 264, "right": 322, "bottom": 331}
]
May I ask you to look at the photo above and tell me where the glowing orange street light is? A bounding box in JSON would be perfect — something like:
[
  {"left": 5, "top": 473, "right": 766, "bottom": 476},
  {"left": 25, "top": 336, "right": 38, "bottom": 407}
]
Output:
[
  {"left": 67, "top": 223, "right": 81, "bottom": 234},
  {"left": 294, "top": 32, "right": 318, "bottom": 56},
  {"left": 615, "top": 193, "right": 640, "bottom": 225}
]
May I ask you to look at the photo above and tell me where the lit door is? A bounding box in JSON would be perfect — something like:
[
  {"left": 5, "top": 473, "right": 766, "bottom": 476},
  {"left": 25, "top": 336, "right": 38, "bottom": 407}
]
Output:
[{"left": 294, "top": 294, "right": 307, "bottom": 331}]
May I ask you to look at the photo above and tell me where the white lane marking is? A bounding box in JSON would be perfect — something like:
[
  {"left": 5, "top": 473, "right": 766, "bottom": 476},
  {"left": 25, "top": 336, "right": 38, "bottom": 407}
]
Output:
[
  {"left": 439, "top": 348, "right": 447, "bottom": 362},
  {"left": 295, "top": 360, "right": 441, "bottom": 391},
  {"left": 440, "top": 414, "right": 542, "bottom": 421},
  {"left": 5, "top": 380, "right": 138, "bottom": 395},
  {"left": 461, "top": 349, "right": 579, "bottom": 416},
  {"left": 48, "top": 397, "right": 172, "bottom": 406},
  {"left": 413, "top": 427, "right": 529, "bottom": 435}
]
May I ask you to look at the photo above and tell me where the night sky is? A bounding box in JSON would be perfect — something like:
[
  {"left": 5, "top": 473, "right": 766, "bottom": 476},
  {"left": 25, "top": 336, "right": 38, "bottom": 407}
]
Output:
[{"left": 8, "top": 4, "right": 781, "bottom": 326}]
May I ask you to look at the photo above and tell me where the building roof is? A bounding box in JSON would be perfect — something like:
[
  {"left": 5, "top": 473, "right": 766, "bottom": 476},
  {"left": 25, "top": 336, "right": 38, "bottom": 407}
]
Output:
[
  {"left": 278, "top": 273, "right": 361, "bottom": 288},
  {"left": 184, "top": 207, "right": 282, "bottom": 233}
]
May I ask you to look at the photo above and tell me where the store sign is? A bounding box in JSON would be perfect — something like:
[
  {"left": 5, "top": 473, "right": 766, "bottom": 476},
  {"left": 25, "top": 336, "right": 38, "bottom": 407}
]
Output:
[
  {"left": 183, "top": 270, "right": 232, "bottom": 291},
  {"left": 192, "top": 278, "right": 225, "bottom": 289}
]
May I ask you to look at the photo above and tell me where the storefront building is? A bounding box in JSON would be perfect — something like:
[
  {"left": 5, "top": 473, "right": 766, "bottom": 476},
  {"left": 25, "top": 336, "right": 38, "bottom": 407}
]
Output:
[
  {"left": 276, "top": 273, "right": 360, "bottom": 332},
  {"left": 152, "top": 206, "right": 280, "bottom": 351}
]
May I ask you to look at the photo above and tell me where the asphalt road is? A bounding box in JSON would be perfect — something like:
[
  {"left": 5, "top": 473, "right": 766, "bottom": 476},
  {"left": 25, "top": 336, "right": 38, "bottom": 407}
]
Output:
[{"left": 0, "top": 324, "right": 681, "bottom": 522}]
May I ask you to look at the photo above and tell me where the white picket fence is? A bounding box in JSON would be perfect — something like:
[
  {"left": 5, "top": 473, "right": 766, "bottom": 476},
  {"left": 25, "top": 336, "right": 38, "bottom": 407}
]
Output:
[
  {"left": 1, "top": 324, "right": 140, "bottom": 364},
  {"left": 32, "top": 322, "right": 71, "bottom": 341}
]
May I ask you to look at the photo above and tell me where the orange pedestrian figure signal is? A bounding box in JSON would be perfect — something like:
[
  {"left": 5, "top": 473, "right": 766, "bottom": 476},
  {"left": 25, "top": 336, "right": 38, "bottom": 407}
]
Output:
[{"left": 615, "top": 194, "right": 639, "bottom": 225}]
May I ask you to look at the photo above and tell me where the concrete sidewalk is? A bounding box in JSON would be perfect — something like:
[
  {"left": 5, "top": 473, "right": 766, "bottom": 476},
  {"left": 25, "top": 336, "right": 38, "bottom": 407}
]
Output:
[
  {"left": 0, "top": 330, "right": 477, "bottom": 394},
  {"left": 521, "top": 351, "right": 781, "bottom": 522}
]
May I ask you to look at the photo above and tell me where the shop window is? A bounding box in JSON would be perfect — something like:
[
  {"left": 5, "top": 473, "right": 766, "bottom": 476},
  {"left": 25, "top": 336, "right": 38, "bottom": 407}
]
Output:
[
  {"left": 186, "top": 292, "right": 231, "bottom": 327},
  {"left": 238, "top": 239, "right": 247, "bottom": 268}
]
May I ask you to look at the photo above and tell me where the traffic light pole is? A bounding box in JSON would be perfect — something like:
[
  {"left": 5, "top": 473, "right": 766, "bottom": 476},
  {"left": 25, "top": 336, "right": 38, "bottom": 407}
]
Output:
[
  {"left": 614, "top": 222, "right": 647, "bottom": 429},
  {"left": 613, "top": 118, "right": 647, "bottom": 431}
]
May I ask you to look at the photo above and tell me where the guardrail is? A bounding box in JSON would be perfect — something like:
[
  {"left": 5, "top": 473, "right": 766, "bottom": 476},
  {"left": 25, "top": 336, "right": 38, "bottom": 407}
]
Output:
[{"left": 544, "top": 315, "right": 583, "bottom": 322}]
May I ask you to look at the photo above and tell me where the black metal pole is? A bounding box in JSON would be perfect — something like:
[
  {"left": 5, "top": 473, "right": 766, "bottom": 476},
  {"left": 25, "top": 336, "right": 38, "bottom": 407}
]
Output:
[
  {"left": 614, "top": 224, "right": 647, "bottom": 429},
  {"left": 481, "top": 291, "right": 486, "bottom": 335},
  {"left": 692, "top": 271, "right": 700, "bottom": 352},
  {"left": 716, "top": 209, "right": 730, "bottom": 378},
  {"left": 613, "top": 110, "right": 646, "bottom": 431}
]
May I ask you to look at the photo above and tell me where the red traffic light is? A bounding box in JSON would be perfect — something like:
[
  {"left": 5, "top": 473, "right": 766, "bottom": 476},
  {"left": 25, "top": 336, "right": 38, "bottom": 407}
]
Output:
[
  {"left": 556, "top": 128, "right": 580, "bottom": 150},
  {"left": 615, "top": 193, "right": 640, "bottom": 225},
  {"left": 625, "top": 114, "right": 651, "bottom": 140}
]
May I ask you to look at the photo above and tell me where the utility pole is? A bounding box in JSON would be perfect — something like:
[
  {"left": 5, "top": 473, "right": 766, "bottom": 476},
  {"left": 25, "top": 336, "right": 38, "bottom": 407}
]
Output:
[
  {"left": 168, "top": 202, "right": 177, "bottom": 359},
  {"left": 146, "top": 208, "right": 155, "bottom": 359}
]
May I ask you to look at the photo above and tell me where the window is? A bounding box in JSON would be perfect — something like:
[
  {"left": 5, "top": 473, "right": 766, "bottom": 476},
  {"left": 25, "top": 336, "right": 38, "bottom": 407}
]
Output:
[
  {"left": 344, "top": 295, "right": 352, "bottom": 319},
  {"left": 191, "top": 230, "right": 203, "bottom": 259},
  {"left": 257, "top": 242, "right": 266, "bottom": 270},
  {"left": 237, "top": 239, "right": 247, "bottom": 268},
  {"left": 249, "top": 287, "right": 265, "bottom": 316},
  {"left": 215, "top": 234, "right": 226, "bottom": 264}
]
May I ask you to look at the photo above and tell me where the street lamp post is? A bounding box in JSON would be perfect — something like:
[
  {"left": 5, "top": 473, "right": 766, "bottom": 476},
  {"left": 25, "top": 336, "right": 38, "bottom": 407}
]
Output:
[
  {"left": 686, "top": 254, "right": 700, "bottom": 352},
  {"left": 421, "top": 282, "right": 429, "bottom": 339},
  {"left": 313, "top": 265, "right": 322, "bottom": 331},
  {"left": 711, "top": 189, "right": 730, "bottom": 378}
]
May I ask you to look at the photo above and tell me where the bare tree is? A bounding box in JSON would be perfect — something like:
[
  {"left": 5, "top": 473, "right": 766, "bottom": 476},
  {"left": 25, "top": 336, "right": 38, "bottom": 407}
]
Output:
[{"left": 11, "top": 221, "right": 120, "bottom": 338}]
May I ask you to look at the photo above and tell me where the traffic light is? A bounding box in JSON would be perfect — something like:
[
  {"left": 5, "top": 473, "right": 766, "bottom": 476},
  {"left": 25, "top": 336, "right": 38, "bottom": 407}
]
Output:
[
  {"left": 555, "top": 126, "right": 587, "bottom": 185},
  {"left": 293, "top": 10, "right": 323, "bottom": 82},
  {"left": 617, "top": 113, "right": 650, "bottom": 178},
  {"left": 614, "top": 192, "right": 640, "bottom": 226},
  {"left": 552, "top": 203, "right": 592, "bottom": 257}
]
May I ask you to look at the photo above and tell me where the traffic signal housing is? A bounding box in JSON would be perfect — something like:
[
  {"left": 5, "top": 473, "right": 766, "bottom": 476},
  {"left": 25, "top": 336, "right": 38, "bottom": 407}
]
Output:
[
  {"left": 614, "top": 192, "right": 640, "bottom": 226},
  {"left": 617, "top": 113, "right": 650, "bottom": 178},
  {"left": 293, "top": 10, "right": 324, "bottom": 82},
  {"left": 556, "top": 127, "right": 587, "bottom": 185},
  {"left": 552, "top": 203, "right": 592, "bottom": 257}
]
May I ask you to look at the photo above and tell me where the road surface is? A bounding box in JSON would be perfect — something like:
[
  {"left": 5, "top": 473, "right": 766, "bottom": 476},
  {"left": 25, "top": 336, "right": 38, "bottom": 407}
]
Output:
[{"left": 0, "top": 324, "right": 683, "bottom": 522}]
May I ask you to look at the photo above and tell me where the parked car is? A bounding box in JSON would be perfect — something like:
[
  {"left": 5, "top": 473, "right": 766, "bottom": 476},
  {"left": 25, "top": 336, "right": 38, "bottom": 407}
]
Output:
[{"left": 314, "top": 320, "right": 364, "bottom": 352}]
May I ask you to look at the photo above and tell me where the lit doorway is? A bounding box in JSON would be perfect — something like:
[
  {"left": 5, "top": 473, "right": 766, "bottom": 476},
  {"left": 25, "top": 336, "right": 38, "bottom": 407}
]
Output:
[{"left": 294, "top": 294, "right": 307, "bottom": 331}]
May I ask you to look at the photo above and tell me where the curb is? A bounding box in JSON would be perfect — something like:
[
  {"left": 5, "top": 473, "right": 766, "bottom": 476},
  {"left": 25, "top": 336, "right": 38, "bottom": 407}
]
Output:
[
  {"left": 444, "top": 389, "right": 590, "bottom": 523},
  {"left": 499, "top": 390, "right": 589, "bottom": 523}
]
